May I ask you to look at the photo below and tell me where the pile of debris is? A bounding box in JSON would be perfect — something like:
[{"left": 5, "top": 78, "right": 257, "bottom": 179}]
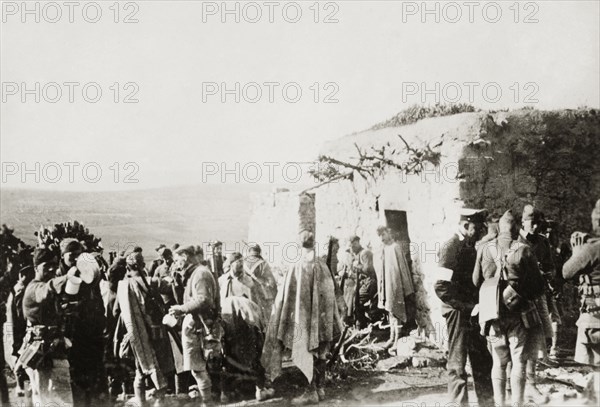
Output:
[{"left": 333, "top": 322, "right": 447, "bottom": 372}]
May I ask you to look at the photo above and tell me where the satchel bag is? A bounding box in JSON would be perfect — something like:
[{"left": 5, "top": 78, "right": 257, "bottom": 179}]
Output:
[
  {"left": 520, "top": 300, "right": 541, "bottom": 329},
  {"left": 479, "top": 246, "right": 512, "bottom": 324},
  {"left": 17, "top": 339, "right": 45, "bottom": 370}
]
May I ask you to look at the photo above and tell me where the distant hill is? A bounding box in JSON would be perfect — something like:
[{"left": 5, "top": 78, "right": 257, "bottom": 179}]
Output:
[{"left": 0, "top": 184, "right": 285, "bottom": 255}]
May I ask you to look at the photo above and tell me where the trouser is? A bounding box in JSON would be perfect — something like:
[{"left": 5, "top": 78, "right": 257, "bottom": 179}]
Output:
[
  {"left": 313, "top": 358, "right": 326, "bottom": 389},
  {"left": 107, "top": 360, "right": 134, "bottom": 401},
  {"left": 26, "top": 357, "right": 73, "bottom": 406},
  {"left": 445, "top": 309, "right": 494, "bottom": 406},
  {"left": 0, "top": 337, "right": 8, "bottom": 403},
  {"left": 488, "top": 314, "right": 530, "bottom": 406},
  {"left": 70, "top": 336, "right": 109, "bottom": 406},
  {"left": 575, "top": 326, "right": 600, "bottom": 365},
  {"left": 174, "top": 371, "right": 191, "bottom": 394},
  {"left": 191, "top": 369, "right": 212, "bottom": 401}
]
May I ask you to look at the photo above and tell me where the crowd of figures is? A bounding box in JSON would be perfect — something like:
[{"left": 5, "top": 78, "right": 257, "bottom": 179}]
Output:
[{"left": 0, "top": 199, "right": 599, "bottom": 407}]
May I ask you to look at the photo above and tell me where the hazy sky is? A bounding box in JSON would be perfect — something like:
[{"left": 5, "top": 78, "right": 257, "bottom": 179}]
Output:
[{"left": 2, "top": 0, "right": 599, "bottom": 190}]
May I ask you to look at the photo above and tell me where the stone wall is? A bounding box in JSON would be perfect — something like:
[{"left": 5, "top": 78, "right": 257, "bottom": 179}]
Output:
[
  {"left": 248, "top": 190, "right": 316, "bottom": 280},
  {"left": 248, "top": 108, "right": 600, "bottom": 347}
]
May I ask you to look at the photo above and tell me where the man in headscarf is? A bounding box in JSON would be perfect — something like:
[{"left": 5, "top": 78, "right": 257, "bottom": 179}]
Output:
[
  {"left": 114, "top": 252, "right": 175, "bottom": 406},
  {"left": 339, "top": 235, "right": 378, "bottom": 329},
  {"left": 59, "top": 238, "right": 108, "bottom": 406},
  {"left": 244, "top": 244, "right": 277, "bottom": 322},
  {"left": 208, "top": 240, "right": 225, "bottom": 279},
  {"left": 375, "top": 226, "right": 416, "bottom": 349},
  {"left": 262, "top": 230, "right": 343, "bottom": 405},
  {"left": 563, "top": 199, "right": 600, "bottom": 366},
  {"left": 435, "top": 209, "right": 493, "bottom": 407},
  {"left": 169, "top": 248, "right": 220, "bottom": 407},
  {"left": 21, "top": 248, "right": 75, "bottom": 405},
  {"left": 219, "top": 252, "right": 273, "bottom": 402},
  {"left": 473, "top": 210, "right": 546, "bottom": 406}
]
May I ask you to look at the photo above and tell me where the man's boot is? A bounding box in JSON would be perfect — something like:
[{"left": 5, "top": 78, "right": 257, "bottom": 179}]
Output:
[
  {"left": 314, "top": 359, "right": 326, "bottom": 401},
  {"left": 525, "top": 360, "right": 549, "bottom": 404},
  {"left": 133, "top": 378, "right": 146, "bottom": 406},
  {"left": 291, "top": 387, "right": 319, "bottom": 405}
]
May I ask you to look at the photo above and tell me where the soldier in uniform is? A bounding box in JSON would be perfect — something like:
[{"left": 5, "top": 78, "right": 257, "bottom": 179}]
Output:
[
  {"left": 169, "top": 248, "right": 220, "bottom": 407},
  {"left": 435, "top": 209, "right": 493, "bottom": 406},
  {"left": 563, "top": 199, "right": 600, "bottom": 366},
  {"left": 21, "top": 248, "right": 76, "bottom": 405},
  {"left": 518, "top": 205, "right": 554, "bottom": 402}
]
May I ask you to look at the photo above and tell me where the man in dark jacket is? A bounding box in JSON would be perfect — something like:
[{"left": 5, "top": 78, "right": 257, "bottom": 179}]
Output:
[
  {"left": 563, "top": 199, "right": 600, "bottom": 366},
  {"left": 22, "top": 248, "right": 75, "bottom": 405},
  {"left": 59, "top": 238, "right": 108, "bottom": 406},
  {"left": 518, "top": 205, "right": 555, "bottom": 402},
  {"left": 435, "top": 209, "right": 493, "bottom": 407}
]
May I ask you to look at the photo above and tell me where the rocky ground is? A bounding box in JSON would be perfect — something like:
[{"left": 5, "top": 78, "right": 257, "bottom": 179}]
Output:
[{"left": 6, "top": 338, "right": 599, "bottom": 407}]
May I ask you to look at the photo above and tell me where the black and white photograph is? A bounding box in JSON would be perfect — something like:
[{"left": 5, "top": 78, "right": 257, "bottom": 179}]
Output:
[{"left": 1, "top": 1, "right": 599, "bottom": 406}]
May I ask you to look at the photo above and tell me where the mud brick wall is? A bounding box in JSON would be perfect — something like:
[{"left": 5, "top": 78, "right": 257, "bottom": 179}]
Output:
[
  {"left": 248, "top": 191, "right": 316, "bottom": 281},
  {"left": 249, "top": 108, "right": 600, "bottom": 348}
]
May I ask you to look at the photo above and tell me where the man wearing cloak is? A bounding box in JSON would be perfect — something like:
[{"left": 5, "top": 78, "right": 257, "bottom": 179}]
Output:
[
  {"left": 114, "top": 252, "right": 175, "bottom": 406},
  {"left": 374, "top": 226, "right": 417, "bottom": 350},
  {"left": 261, "top": 230, "right": 343, "bottom": 405}
]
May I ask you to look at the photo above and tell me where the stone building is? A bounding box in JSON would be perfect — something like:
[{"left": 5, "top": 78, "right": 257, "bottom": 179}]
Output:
[{"left": 248, "top": 108, "right": 600, "bottom": 344}]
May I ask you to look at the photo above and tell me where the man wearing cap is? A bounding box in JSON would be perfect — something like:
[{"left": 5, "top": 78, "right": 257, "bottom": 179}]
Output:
[
  {"left": 435, "top": 208, "right": 493, "bottom": 406},
  {"left": 58, "top": 238, "right": 108, "bottom": 406},
  {"left": 244, "top": 244, "right": 277, "bottom": 321},
  {"left": 115, "top": 251, "right": 175, "bottom": 406},
  {"left": 262, "top": 230, "right": 343, "bottom": 405},
  {"left": 208, "top": 240, "right": 225, "bottom": 279},
  {"left": 220, "top": 252, "right": 260, "bottom": 301},
  {"left": 518, "top": 205, "right": 555, "bottom": 402},
  {"left": 340, "top": 236, "right": 378, "bottom": 329},
  {"left": 149, "top": 244, "right": 167, "bottom": 277},
  {"left": 21, "top": 247, "right": 76, "bottom": 405},
  {"left": 155, "top": 247, "right": 174, "bottom": 280},
  {"left": 169, "top": 248, "right": 220, "bottom": 406},
  {"left": 563, "top": 199, "right": 600, "bottom": 366},
  {"left": 473, "top": 210, "right": 545, "bottom": 406}
]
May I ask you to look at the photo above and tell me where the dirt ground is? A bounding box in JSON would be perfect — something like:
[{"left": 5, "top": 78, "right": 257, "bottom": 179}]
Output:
[{"left": 5, "top": 350, "right": 598, "bottom": 407}]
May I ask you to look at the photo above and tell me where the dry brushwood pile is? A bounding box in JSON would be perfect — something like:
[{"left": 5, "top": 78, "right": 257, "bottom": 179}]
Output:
[{"left": 334, "top": 322, "right": 447, "bottom": 372}]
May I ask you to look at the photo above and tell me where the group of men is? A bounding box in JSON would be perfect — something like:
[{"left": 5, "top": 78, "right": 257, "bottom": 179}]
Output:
[
  {"left": 2, "top": 220, "right": 426, "bottom": 406},
  {"left": 1, "top": 198, "right": 599, "bottom": 407},
  {"left": 435, "top": 200, "right": 600, "bottom": 406}
]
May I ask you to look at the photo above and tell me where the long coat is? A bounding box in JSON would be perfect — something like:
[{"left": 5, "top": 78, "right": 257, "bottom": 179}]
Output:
[{"left": 261, "top": 249, "right": 343, "bottom": 383}]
